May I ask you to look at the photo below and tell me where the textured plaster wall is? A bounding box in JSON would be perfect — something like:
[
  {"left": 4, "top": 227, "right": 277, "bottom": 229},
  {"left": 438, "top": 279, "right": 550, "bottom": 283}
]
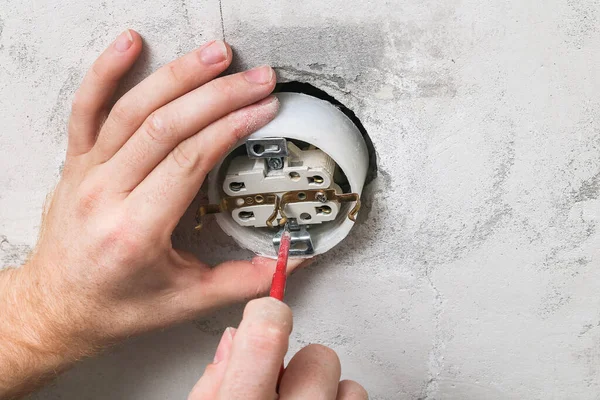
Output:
[{"left": 1, "top": 0, "right": 599, "bottom": 399}]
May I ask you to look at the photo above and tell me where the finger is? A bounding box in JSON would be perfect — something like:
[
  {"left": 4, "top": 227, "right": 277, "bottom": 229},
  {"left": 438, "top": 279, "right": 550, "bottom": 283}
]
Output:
[
  {"left": 218, "top": 298, "right": 292, "bottom": 399},
  {"left": 181, "top": 256, "right": 305, "bottom": 311},
  {"left": 105, "top": 65, "right": 276, "bottom": 192},
  {"left": 126, "top": 95, "right": 278, "bottom": 229},
  {"left": 188, "top": 327, "right": 237, "bottom": 400},
  {"left": 68, "top": 29, "right": 142, "bottom": 157},
  {"left": 91, "top": 39, "right": 232, "bottom": 163},
  {"left": 336, "top": 380, "right": 368, "bottom": 400},
  {"left": 279, "top": 344, "right": 341, "bottom": 400}
]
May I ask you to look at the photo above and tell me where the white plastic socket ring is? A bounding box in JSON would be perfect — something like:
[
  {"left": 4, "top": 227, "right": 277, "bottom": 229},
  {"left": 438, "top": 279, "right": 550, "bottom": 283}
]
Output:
[{"left": 207, "top": 92, "right": 369, "bottom": 258}]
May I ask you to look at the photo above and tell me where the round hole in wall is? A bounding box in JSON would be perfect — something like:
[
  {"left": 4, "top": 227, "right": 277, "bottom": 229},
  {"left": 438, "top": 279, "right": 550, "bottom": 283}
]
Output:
[
  {"left": 289, "top": 172, "right": 301, "bottom": 181},
  {"left": 297, "top": 192, "right": 307, "bottom": 200},
  {"left": 300, "top": 212, "right": 311, "bottom": 220},
  {"left": 274, "top": 81, "right": 378, "bottom": 187},
  {"left": 208, "top": 85, "right": 377, "bottom": 258}
]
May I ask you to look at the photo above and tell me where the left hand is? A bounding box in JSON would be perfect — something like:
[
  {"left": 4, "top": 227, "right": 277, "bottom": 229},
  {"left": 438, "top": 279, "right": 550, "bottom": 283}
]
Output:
[
  {"left": 0, "top": 29, "right": 306, "bottom": 399},
  {"left": 6, "top": 30, "right": 301, "bottom": 358}
]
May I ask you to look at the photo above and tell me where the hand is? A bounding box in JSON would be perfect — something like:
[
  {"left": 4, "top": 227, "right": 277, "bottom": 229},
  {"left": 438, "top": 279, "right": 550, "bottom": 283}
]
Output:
[
  {"left": 188, "top": 297, "right": 368, "bottom": 400},
  {"left": 0, "top": 29, "right": 304, "bottom": 397}
]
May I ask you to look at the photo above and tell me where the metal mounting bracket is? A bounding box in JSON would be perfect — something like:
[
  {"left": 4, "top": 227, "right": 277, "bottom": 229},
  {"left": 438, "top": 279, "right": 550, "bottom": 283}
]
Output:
[
  {"left": 246, "top": 137, "right": 288, "bottom": 159},
  {"left": 272, "top": 219, "right": 314, "bottom": 256}
]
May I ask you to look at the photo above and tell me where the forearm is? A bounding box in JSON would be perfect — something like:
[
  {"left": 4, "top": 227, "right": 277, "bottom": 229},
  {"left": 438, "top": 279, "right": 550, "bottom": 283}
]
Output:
[{"left": 0, "top": 265, "right": 96, "bottom": 399}]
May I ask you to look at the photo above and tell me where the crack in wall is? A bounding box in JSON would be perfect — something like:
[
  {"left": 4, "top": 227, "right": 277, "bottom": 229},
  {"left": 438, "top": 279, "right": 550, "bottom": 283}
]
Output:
[
  {"left": 218, "top": 0, "right": 226, "bottom": 41},
  {"left": 274, "top": 65, "right": 355, "bottom": 93},
  {"left": 0, "top": 235, "right": 32, "bottom": 267},
  {"left": 573, "top": 170, "right": 600, "bottom": 203},
  {"left": 419, "top": 267, "right": 446, "bottom": 400},
  {"left": 180, "top": 0, "right": 191, "bottom": 28}
]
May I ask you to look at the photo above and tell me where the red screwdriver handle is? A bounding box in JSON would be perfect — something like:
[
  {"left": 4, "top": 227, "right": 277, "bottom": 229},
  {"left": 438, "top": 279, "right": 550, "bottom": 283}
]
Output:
[{"left": 270, "top": 230, "right": 291, "bottom": 301}]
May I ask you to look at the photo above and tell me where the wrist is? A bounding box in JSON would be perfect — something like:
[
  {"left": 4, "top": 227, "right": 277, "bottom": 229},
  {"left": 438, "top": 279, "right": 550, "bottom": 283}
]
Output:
[
  {"left": 0, "top": 263, "right": 99, "bottom": 396},
  {"left": 6, "top": 260, "right": 102, "bottom": 355}
]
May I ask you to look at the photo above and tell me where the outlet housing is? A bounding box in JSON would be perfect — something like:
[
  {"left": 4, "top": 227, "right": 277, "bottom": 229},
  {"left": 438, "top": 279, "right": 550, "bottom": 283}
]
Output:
[{"left": 206, "top": 92, "right": 369, "bottom": 258}]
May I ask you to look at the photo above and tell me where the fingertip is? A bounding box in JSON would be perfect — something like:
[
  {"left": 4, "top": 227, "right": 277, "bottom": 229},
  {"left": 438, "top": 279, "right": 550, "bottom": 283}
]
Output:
[
  {"left": 197, "top": 39, "right": 232, "bottom": 68},
  {"left": 224, "top": 40, "right": 233, "bottom": 63},
  {"left": 337, "top": 380, "right": 369, "bottom": 399},
  {"left": 289, "top": 256, "right": 314, "bottom": 273},
  {"left": 113, "top": 29, "right": 143, "bottom": 55},
  {"left": 256, "top": 95, "right": 280, "bottom": 118},
  {"left": 303, "top": 344, "right": 341, "bottom": 376},
  {"left": 223, "top": 95, "right": 279, "bottom": 145},
  {"left": 213, "top": 327, "right": 236, "bottom": 364},
  {"left": 251, "top": 256, "right": 276, "bottom": 268},
  {"left": 127, "top": 28, "right": 139, "bottom": 40},
  {"left": 251, "top": 255, "right": 309, "bottom": 276},
  {"left": 243, "top": 297, "right": 293, "bottom": 333},
  {"left": 279, "top": 344, "right": 341, "bottom": 398},
  {"left": 123, "top": 29, "right": 142, "bottom": 45},
  {"left": 221, "top": 41, "right": 233, "bottom": 69},
  {"left": 129, "top": 30, "right": 144, "bottom": 50}
]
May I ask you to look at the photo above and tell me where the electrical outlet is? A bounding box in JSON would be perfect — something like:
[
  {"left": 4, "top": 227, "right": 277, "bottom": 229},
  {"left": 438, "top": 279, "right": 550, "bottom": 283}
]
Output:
[
  {"left": 223, "top": 142, "right": 340, "bottom": 227},
  {"left": 201, "top": 92, "right": 370, "bottom": 258}
]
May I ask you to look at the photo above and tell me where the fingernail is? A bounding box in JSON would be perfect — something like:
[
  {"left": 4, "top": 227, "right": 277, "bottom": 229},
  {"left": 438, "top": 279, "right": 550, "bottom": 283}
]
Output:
[
  {"left": 299, "top": 257, "right": 316, "bottom": 268},
  {"left": 245, "top": 297, "right": 293, "bottom": 331},
  {"left": 255, "top": 95, "right": 278, "bottom": 108},
  {"left": 114, "top": 30, "right": 133, "bottom": 52},
  {"left": 244, "top": 65, "right": 274, "bottom": 84},
  {"left": 213, "top": 327, "right": 236, "bottom": 364},
  {"left": 199, "top": 40, "right": 227, "bottom": 65}
]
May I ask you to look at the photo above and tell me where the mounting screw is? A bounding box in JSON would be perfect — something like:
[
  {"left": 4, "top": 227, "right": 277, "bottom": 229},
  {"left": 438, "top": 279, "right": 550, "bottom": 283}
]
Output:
[
  {"left": 267, "top": 157, "right": 284, "bottom": 170},
  {"left": 315, "top": 191, "right": 327, "bottom": 203}
]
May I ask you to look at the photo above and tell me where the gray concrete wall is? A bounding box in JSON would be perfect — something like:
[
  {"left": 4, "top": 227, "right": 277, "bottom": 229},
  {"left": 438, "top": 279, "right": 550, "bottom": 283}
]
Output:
[{"left": 1, "top": 0, "right": 599, "bottom": 398}]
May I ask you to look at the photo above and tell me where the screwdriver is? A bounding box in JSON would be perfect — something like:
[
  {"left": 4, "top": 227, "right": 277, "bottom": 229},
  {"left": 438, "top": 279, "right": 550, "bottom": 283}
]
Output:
[
  {"left": 270, "top": 223, "right": 291, "bottom": 391},
  {"left": 270, "top": 224, "right": 291, "bottom": 301}
]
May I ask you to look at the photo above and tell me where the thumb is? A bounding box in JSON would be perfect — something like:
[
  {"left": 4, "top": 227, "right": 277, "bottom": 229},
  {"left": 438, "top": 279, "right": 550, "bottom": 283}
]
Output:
[
  {"left": 188, "top": 327, "right": 237, "bottom": 400},
  {"left": 189, "top": 256, "right": 307, "bottom": 310}
]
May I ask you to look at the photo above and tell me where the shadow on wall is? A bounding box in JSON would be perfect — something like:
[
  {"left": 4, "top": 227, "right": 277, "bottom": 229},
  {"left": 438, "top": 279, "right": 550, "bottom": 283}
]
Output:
[
  {"left": 170, "top": 80, "right": 383, "bottom": 267},
  {"left": 32, "top": 320, "right": 226, "bottom": 399},
  {"left": 274, "top": 81, "right": 378, "bottom": 186}
]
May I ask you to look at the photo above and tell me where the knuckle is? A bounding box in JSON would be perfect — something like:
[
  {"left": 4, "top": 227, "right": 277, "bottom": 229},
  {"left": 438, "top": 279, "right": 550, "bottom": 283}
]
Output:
[
  {"left": 89, "top": 62, "right": 105, "bottom": 82},
  {"left": 100, "top": 218, "right": 144, "bottom": 263},
  {"left": 165, "top": 62, "right": 188, "bottom": 85},
  {"left": 209, "top": 77, "right": 236, "bottom": 100},
  {"left": 89, "top": 61, "right": 118, "bottom": 85},
  {"left": 70, "top": 89, "right": 86, "bottom": 113},
  {"left": 70, "top": 89, "right": 96, "bottom": 118},
  {"left": 109, "top": 100, "right": 134, "bottom": 127},
  {"left": 142, "top": 112, "right": 178, "bottom": 144},
  {"left": 75, "top": 182, "right": 104, "bottom": 217},
  {"left": 170, "top": 143, "right": 197, "bottom": 170}
]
